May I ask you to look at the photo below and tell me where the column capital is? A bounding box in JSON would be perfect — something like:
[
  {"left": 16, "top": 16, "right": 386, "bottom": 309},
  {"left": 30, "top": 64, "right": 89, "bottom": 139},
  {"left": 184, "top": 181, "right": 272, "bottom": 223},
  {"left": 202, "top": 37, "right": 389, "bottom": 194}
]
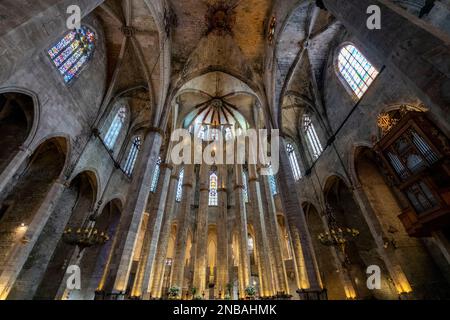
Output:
[{"left": 234, "top": 184, "right": 244, "bottom": 190}]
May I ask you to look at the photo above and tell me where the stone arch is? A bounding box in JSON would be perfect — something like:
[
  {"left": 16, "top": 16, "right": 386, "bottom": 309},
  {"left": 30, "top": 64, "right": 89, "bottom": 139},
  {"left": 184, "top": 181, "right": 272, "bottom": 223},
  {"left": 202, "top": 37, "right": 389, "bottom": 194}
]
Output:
[
  {"left": 31, "top": 170, "right": 99, "bottom": 299},
  {"left": 0, "top": 137, "right": 67, "bottom": 273},
  {"left": 69, "top": 168, "right": 101, "bottom": 204},
  {"left": 29, "top": 133, "right": 72, "bottom": 173},
  {"left": 0, "top": 90, "right": 39, "bottom": 175},
  {"left": 323, "top": 175, "right": 398, "bottom": 300},
  {"left": 354, "top": 146, "right": 450, "bottom": 298},
  {"left": 347, "top": 142, "right": 373, "bottom": 187},
  {"left": 101, "top": 195, "right": 126, "bottom": 213},
  {"left": 173, "top": 69, "right": 264, "bottom": 105},
  {"left": 321, "top": 172, "right": 351, "bottom": 199},
  {"left": 207, "top": 225, "right": 218, "bottom": 297},
  {"left": 164, "top": 69, "right": 268, "bottom": 132}
]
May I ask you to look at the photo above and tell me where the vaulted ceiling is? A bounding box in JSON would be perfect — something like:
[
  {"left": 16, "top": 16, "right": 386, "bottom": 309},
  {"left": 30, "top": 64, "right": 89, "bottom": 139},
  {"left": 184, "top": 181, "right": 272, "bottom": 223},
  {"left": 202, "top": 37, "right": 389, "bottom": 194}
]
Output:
[
  {"left": 93, "top": 0, "right": 342, "bottom": 135},
  {"left": 169, "top": 0, "right": 273, "bottom": 75}
]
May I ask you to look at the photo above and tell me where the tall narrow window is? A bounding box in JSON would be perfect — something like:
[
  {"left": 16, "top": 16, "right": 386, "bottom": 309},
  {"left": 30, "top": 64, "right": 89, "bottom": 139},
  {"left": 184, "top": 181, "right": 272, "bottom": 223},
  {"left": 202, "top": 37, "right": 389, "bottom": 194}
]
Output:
[
  {"left": 303, "top": 115, "right": 323, "bottom": 160},
  {"left": 338, "top": 44, "right": 379, "bottom": 98},
  {"left": 176, "top": 168, "right": 184, "bottom": 202},
  {"left": 286, "top": 143, "right": 301, "bottom": 181},
  {"left": 268, "top": 165, "right": 278, "bottom": 196},
  {"left": 242, "top": 171, "right": 249, "bottom": 203},
  {"left": 104, "top": 107, "right": 126, "bottom": 150},
  {"left": 124, "top": 136, "right": 141, "bottom": 176},
  {"left": 198, "top": 126, "right": 207, "bottom": 140},
  {"left": 209, "top": 172, "right": 218, "bottom": 206},
  {"left": 225, "top": 127, "right": 233, "bottom": 141},
  {"left": 248, "top": 236, "right": 254, "bottom": 252},
  {"left": 48, "top": 26, "right": 96, "bottom": 84},
  {"left": 150, "top": 157, "right": 162, "bottom": 193}
]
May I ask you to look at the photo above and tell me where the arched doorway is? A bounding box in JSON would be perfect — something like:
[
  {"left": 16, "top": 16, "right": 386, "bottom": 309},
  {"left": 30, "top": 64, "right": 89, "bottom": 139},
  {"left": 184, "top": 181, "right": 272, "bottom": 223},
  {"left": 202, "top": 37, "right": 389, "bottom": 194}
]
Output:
[
  {"left": 303, "top": 202, "right": 346, "bottom": 299},
  {"left": 0, "top": 92, "right": 35, "bottom": 174},
  {"left": 207, "top": 225, "right": 217, "bottom": 299},
  {"left": 32, "top": 171, "right": 97, "bottom": 300},
  {"left": 0, "top": 137, "right": 67, "bottom": 271},
  {"left": 324, "top": 176, "right": 397, "bottom": 299},
  {"left": 355, "top": 147, "right": 450, "bottom": 298}
]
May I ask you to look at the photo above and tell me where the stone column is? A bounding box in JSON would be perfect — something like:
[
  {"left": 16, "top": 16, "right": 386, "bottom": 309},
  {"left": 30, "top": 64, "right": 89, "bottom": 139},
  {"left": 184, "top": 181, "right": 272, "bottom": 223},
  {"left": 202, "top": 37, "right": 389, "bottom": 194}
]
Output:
[
  {"left": 0, "top": 0, "right": 105, "bottom": 83},
  {"left": 247, "top": 164, "right": 274, "bottom": 297},
  {"left": 216, "top": 163, "right": 229, "bottom": 298},
  {"left": 259, "top": 173, "right": 289, "bottom": 294},
  {"left": 170, "top": 164, "right": 195, "bottom": 292},
  {"left": 0, "top": 179, "right": 67, "bottom": 299},
  {"left": 322, "top": 0, "right": 450, "bottom": 122},
  {"left": 131, "top": 163, "right": 173, "bottom": 298},
  {"left": 192, "top": 164, "right": 210, "bottom": 294},
  {"left": 233, "top": 164, "right": 251, "bottom": 298},
  {"left": 0, "top": 146, "right": 31, "bottom": 198},
  {"left": 102, "top": 128, "right": 163, "bottom": 297},
  {"left": 276, "top": 139, "right": 322, "bottom": 291},
  {"left": 150, "top": 168, "right": 180, "bottom": 298}
]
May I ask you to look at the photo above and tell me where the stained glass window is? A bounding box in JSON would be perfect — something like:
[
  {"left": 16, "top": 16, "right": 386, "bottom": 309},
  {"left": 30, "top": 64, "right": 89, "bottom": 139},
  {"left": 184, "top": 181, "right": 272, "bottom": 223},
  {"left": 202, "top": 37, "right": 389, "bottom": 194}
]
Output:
[
  {"left": 198, "top": 126, "right": 207, "bottom": 140},
  {"left": 268, "top": 165, "right": 278, "bottom": 196},
  {"left": 48, "top": 26, "right": 96, "bottom": 84},
  {"left": 209, "top": 172, "right": 218, "bottom": 206},
  {"left": 248, "top": 236, "right": 254, "bottom": 251},
  {"left": 210, "top": 128, "right": 220, "bottom": 141},
  {"left": 242, "top": 171, "right": 249, "bottom": 203},
  {"left": 225, "top": 127, "right": 233, "bottom": 141},
  {"left": 303, "top": 115, "right": 323, "bottom": 160},
  {"left": 286, "top": 143, "right": 301, "bottom": 181},
  {"left": 338, "top": 44, "right": 378, "bottom": 98},
  {"left": 124, "top": 136, "right": 141, "bottom": 176},
  {"left": 176, "top": 168, "right": 184, "bottom": 202},
  {"left": 104, "top": 107, "right": 126, "bottom": 150},
  {"left": 150, "top": 157, "right": 162, "bottom": 193}
]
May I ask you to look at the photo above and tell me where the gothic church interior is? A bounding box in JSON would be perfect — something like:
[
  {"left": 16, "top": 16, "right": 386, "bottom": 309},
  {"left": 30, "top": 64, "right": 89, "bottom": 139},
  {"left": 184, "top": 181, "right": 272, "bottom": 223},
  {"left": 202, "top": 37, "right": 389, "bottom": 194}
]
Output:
[{"left": 0, "top": 0, "right": 449, "bottom": 300}]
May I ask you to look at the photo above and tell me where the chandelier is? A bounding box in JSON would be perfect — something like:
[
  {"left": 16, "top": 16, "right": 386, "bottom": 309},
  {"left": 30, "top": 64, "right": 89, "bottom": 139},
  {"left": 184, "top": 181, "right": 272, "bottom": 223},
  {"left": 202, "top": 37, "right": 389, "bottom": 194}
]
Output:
[
  {"left": 318, "top": 204, "right": 359, "bottom": 263},
  {"left": 63, "top": 226, "right": 109, "bottom": 251},
  {"left": 63, "top": 201, "right": 109, "bottom": 254}
]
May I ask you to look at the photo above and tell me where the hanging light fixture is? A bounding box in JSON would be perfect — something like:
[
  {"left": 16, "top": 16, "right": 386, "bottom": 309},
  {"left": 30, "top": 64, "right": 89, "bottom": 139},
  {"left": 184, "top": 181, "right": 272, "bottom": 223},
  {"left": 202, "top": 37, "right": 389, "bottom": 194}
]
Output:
[
  {"left": 63, "top": 201, "right": 109, "bottom": 255},
  {"left": 318, "top": 204, "right": 359, "bottom": 263}
]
